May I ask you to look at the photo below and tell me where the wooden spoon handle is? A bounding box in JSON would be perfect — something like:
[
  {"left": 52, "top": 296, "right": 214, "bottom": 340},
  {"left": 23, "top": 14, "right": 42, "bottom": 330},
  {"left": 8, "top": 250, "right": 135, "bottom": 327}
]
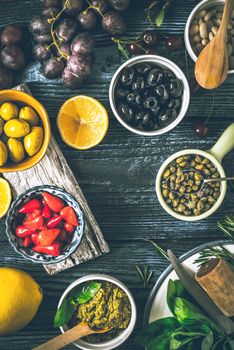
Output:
[
  {"left": 32, "top": 322, "right": 94, "bottom": 350},
  {"left": 219, "top": 0, "right": 234, "bottom": 37}
]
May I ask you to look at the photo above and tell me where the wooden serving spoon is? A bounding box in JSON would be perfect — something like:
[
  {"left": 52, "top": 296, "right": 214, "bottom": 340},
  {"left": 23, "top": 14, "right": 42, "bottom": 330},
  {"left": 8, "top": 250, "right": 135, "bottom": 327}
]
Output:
[
  {"left": 32, "top": 322, "right": 111, "bottom": 350},
  {"left": 195, "top": 0, "right": 234, "bottom": 89}
]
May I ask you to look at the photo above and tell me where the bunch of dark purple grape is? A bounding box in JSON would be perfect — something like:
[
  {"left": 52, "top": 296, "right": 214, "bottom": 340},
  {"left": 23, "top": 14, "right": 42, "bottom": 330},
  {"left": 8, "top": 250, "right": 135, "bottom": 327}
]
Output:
[
  {"left": 0, "top": 25, "right": 26, "bottom": 89},
  {"left": 29, "top": 0, "right": 129, "bottom": 89}
]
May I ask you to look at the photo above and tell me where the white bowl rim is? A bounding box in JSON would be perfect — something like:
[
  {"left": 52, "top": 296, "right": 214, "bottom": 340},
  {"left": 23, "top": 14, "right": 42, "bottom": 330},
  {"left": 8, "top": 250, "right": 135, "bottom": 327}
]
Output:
[
  {"left": 184, "top": 0, "right": 234, "bottom": 74},
  {"left": 58, "top": 274, "right": 137, "bottom": 350},
  {"left": 155, "top": 149, "right": 227, "bottom": 221},
  {"left": 109, "top": 54, "right": 190, "bottom": 136}
]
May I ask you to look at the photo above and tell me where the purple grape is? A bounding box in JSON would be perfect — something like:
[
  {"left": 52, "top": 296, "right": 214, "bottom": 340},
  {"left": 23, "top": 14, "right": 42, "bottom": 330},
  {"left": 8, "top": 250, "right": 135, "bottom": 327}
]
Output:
[
  {"left": 55, "top": 18, "right": 78, "bottom": 42},
  {"left": 1, "top": 25, "right": 23, "bottom": 45},
  {"left": 33, "top": 43, "right": 52, "bottom": 61},
  {"left": 0, "top": 46, "right": 25, "bottom": 70},
  {"left": 91, "top": 0, "right": 108, "bottom": 14},
  {"left": 62, "top": 67, "right": 84, "bottom": 89},
  {"left": 29, "top": 16, "right": 51, "bottom": 35},
  {"left": 107, "top": 0, "right": 129, "bottom": 11},
  {"left": 77, "top": 10, "right": 97, "bottom": 31},
  {"left": 63, "top": 0, "right": 83, "bottom": 16},
  {"left": 102, "top": 11, "right": 126, "bottom": 36},
  {"left": 71, "top": 33, "right": 94, "bottom": 56},
  {"left": 42, "top": 57, "right": 65, "bottom": 79},
  {"left": 55, "top": 42, "right": 72, "bottom": 57},
  {"left": 33, "top": 33, "right": 52, "bottom": 44},
  {"left": 0, "top": 63, "right": 13, "bottom": 89},
  {"left": 67, "top": 54, "right": 91, "bottom": 78},
  {"left": 42, "top": 7, "right": 60, "bottom": 18}
]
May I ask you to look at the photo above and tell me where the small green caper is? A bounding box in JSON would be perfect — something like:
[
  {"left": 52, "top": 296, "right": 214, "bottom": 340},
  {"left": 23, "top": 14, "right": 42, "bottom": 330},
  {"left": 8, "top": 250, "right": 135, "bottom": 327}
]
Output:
[
  {"left": 194, "top": 172, "right": 203, "bottom": 181},
  {"left": 207, "top": 196, "right": 215, "bottom": 204},
  {"left": 195, "top": 155, "right": 202, "bottom": 163},
  {"left": 177, "top": 204, "right": 186, "bottom": 212},
  {"left": 176, "top": 156, "right": 184, "bottom": 164},
  {"left": 197, "top": 200, "right": 204, "bottom": 211},
  {"left": 192, "top": 185, "right": 199, "bottom": 191},
  {"left": 172, "top": 198, "right": 179, "bottom": 207},
  {"left": 193, "top": 208, "right": 201, "bottom": 216},
  {"left": 163, "top": 169, "right": 171, "bottom": 178},
  {"left": 203, "top": 168, "right": 211, "bottom": 176},
  {"left": 179, "top": 186, "right": 186, "bottom": 194},
  {"left": 202, "top": 158, "right": 209, "bottom": 164},
  {"left": 170, "top": 165, "right": 176, "bottom": 173},
  {"left": 211, "top": 172, "right": 220, "bottom": 178},
  {"left": 195, "top": 164, "right": 204, "bottom": 170},
  {"left": 179, "top": 161, "right": 187, "bottom": 167},
  {"left": 169, "top": 192, "right": 175, "bottom": 200},
  {"left": 170, "top": 181, "right": 175, "bottom": 190},
  {"left": 163, "top": 189, "right": 169, "bottom": 198}
]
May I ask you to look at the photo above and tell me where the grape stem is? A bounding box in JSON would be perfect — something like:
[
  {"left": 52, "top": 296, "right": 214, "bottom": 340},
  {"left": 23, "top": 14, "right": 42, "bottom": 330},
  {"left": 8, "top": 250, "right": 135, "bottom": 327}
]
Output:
[
  {"left": 47, "top": 0, "right": 70, "bottom": 61},
  {"left": 86, "top": 0, "right": 104, "bottom": 18}
]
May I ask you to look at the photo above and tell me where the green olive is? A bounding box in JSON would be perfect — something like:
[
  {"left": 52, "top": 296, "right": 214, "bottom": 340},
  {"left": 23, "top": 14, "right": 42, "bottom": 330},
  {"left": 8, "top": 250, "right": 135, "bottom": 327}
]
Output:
[
  {"left": 7, "top": 138, "right": 25, "bottom": 163},
  {"left": 19, "top": 106, "right": 39, "bottom": 126},
  {"left": 4, "top": 119, "right": 30, "bottom": 138},
  {"left": 0, "top": 117, "right": 4, "bottom": 137},
  {"left": 0, "top": 102, "right": 18, "bottom": 121},
  {"left": 24, "top": 126, "right": 44, "bottom": 156},
  {"left": 0, "top": 140, "right": 8, "bottom": 166}
]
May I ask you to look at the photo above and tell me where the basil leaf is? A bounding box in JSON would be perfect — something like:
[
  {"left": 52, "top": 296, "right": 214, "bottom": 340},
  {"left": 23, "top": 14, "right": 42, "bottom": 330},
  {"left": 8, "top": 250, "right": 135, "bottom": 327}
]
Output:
[
  {"left": 155, "top": 8, "right": 164, "bottom": 27},
  {"left": 54, "top": 299, "right": 74, "bottom": 328},
  {"left": 72, "top": 282, "right": 102, "bottom": 304},
  {"left": 202, "top": 331, "right": 213, "bottom": 350},
  {"left": 167, "top": 279, "right": 186, "bottom": 315}
]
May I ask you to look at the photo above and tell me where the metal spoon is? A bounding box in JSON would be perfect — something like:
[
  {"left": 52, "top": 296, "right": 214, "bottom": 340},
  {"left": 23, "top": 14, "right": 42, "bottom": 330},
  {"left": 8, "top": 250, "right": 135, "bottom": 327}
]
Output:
[
  {"left": 166, "top": 169, "right": 234, "bottom": 195},
  {"left": 33, "top": 322, "right": 112, "bottom": 350}
]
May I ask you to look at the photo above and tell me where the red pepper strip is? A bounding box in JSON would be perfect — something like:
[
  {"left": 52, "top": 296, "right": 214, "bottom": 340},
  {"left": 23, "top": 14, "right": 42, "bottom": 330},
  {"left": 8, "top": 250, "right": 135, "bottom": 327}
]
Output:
[
  {"left": 32, "top": 242, "right": 62, "bottom": 257},
  {"left": 24, "top": 215, "right": 44, "bottom": 230},
  {"left": 18, "top": 198, "right": 41, "bottom": 214},
  {"left": 31, "top": 233, "right": 39, "bottom": 246},
  {"left": 42, "top": 205, "right": 52, "bottom": 219},
  {"left": 47, "top": 215, "right": 63, "bottom": 229},
  {"left": 60, "top": 206, "right": 79, "bottom": 226},
  {"left": 64, "top": 222, "right": 75, "bottom": 235},
  {"left": 37, "top": 229, "right": 61, "bottom": 246},
  {"left": 42, "top": 192, "right": 64, "bottom": 213},
  {"left": 15, "top": 226, "right": 36, "bottom": 238},
  {"left": 23, "top": 236, "right": 32, "bottom": 247}
]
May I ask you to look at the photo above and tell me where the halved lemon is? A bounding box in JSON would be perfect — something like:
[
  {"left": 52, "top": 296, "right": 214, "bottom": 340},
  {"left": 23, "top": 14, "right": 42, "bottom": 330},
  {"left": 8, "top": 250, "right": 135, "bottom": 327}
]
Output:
[
  {"left": 57, "top": 95, "right": 109, "bottom": 150},
  {"left": 0, "top": 178, "right": 11, "bottom": 218}
]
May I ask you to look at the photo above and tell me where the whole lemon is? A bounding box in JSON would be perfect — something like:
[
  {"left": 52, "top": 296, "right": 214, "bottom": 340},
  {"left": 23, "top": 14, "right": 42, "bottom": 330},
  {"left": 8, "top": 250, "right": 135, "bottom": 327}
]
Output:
[{"left": 0, "top": 267, "right": 43, "bottom": 335}]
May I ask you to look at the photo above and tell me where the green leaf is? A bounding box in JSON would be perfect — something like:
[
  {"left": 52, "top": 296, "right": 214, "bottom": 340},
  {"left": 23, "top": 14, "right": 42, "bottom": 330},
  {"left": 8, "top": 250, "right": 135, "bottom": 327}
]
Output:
[
  {"left": 117, "top": 41, "right": 129, "bottom": 60},
  {"left": 167, "top": 279, "right": 186, "bottom": 315},
  {"left": 202, "top": 331, "right": 214, "bottom": 350},
  {"left": 135, "top": 317, "right": 180, "bottom": 349},
  {"left": 72, "top": 282, "right": 102, "bottom": 304},
  {"left": 54, "top": 299, "right": 74, "bottom": 327},
  {"left": 155, "top": 8, "right": 165, "bottom": 27}
]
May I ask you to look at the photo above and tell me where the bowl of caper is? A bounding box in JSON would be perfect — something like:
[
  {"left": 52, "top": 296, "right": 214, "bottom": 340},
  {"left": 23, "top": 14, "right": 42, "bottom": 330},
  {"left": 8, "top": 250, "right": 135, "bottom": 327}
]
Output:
[{"left": 156, "top": 123, "right": 234, "bottom": 221}]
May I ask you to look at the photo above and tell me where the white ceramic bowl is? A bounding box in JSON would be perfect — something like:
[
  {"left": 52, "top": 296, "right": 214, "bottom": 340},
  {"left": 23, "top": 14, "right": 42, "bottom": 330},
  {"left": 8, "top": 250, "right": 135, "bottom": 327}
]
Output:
[
  {"left": 184, "top": 0, "right": 234, "bottom": 74},
  {"left": 156, "top": 123, "right": 234, "bottom": 221},
  {"left": 109, "top": 55, "right": 190, "bottom": 136},
  {"left": 58, "top": 274, "right": 137, "bottom": 350}
]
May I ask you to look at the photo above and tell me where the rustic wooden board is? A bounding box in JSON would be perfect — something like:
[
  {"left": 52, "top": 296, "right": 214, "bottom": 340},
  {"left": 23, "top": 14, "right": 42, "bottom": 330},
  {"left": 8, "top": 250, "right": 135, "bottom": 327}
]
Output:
[
  {"left": 3, "top": 84, "right": 109, "bottom": 275},
  {"left": 1, "top": 0, "right": 234, "bottom": 349}
]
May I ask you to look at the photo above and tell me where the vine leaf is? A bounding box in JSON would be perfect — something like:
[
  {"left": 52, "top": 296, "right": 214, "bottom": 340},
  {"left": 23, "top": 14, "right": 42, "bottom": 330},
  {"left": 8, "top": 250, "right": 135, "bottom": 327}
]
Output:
[
  {"left": 155, "top": 8, "right": 165, "bottom": 27},
  {"left": 117, "top": 41, "right": 129, "bottom": 60}
]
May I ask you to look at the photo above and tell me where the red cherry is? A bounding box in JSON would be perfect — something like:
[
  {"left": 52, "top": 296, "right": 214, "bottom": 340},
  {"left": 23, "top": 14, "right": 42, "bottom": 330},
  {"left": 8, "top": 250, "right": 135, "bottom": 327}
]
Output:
[
  {"left": 165, "top": 35, "right": 183, "bottom": 51},
  {"left": 127, "top": 43, "right": 145, "bottom": 55},
  {"left": 193, "top": 122, "right": 209, "bottom": 138}
]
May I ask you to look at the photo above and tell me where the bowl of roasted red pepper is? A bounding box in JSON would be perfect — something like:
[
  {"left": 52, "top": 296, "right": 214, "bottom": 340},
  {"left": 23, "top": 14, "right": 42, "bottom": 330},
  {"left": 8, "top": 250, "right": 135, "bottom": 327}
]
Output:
[{"left": 6, "top": 185, "right": 84, "bottom": 264}]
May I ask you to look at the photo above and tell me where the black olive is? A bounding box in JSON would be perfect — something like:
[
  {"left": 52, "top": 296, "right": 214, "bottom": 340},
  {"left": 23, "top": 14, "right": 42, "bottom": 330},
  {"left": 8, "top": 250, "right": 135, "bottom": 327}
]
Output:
[
  {"left": 126, "top": 92, "right": 142, "bottom": 106},
  {"left": 135, "top": 63, "right": 152, "bottom": 75},
  {"left": 141, "top": 113, "right": 154, "bottom": 130},
  {"left": 168, "top": 98, "right": 181, "bottom": 110},
  {"left": 135, "top": 110, "right": 146, "bottom": 124},
  {"left": 118, "top": 103, "right": 134, "bottom": 124},
  {"left": 158, "top": 108, "right": 177, "bottom": 126},
  {"left": 151, "top": 106, "right": 161, "bottom": 118},
  {"left": 115, "top": 87, "right": 130, "bottom": 99},
  {"left": 120, "top": 67, "right": 134, "bottom": 86},
  {"left": 143, "top": 96, "right": 158, "bottom": 110},
  {"left": 147, "top": 68, "right": 163, "bottom": 86},
  {"left": 154, "top": 84, "right": 169, "bottom": 103},
  {"left": 169, "top": 79, "right": 183, "bottom": 97},
  {"left": 132, "top": 76, "right": 145, "bottom": 91}
]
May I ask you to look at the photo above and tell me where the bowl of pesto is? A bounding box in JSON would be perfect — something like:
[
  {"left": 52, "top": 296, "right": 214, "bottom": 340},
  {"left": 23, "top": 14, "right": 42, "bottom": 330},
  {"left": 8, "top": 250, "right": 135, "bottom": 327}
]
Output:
[{"left": 54, "top": 274, "right": 137, "bottom": 350}]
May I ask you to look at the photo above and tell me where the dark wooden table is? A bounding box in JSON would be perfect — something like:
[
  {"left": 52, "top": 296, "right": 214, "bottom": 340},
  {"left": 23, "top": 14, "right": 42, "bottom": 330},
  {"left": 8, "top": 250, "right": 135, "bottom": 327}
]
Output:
[{"left": 1, "top": 1, "right": 234, "bottom": 349}]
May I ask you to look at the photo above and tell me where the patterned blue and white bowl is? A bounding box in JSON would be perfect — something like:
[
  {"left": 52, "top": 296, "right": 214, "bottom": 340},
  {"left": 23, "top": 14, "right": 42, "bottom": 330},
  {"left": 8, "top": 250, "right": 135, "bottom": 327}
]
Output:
[{"left": 6, "top": 185, "right": 84, "bottom": 264}]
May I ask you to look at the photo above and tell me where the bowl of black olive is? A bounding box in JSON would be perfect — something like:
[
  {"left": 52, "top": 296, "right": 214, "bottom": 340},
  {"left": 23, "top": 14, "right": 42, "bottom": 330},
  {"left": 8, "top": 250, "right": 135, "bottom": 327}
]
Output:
[{"left": 109, "top": 55, "right": 190, "bottom": 136}]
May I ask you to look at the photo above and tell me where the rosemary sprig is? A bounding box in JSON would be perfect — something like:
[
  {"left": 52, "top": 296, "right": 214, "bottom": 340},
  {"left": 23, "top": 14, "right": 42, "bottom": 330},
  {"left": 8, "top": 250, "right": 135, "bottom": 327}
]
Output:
[
  {"left": 136, "top": 264, "right": 153, "bottom": 288},
  {"left": 217, "top": 215, "right": 234, "bottom": 240},
  {"left": 146, "top": 239, "right": 170, "bottom": 261},
  {"left": 194, "top": 246, "right": 234, "bottom": 268}
]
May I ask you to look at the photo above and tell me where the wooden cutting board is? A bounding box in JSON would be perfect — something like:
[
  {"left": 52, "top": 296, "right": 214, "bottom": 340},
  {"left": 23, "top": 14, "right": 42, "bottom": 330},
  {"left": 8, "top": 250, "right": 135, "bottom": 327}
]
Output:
[{"left": 2, "top": 83, "right": 110, "bottom": 275}]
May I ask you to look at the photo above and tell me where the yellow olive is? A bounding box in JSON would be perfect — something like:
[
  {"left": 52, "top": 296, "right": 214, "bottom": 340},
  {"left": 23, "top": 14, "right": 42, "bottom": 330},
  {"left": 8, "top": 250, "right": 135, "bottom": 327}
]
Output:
[
  {"left": 4, "top": 119, "right": 30, "bottom": 138},
  {"left": 0, "top": 140, "right": 8, "bottom": 166},
  {"left": 7, "top": 138, "right": 25, "bottom": 163},
  {"left": 0, "top": 117, "right": 4, "bottom": 137},
  {"left": 0, "top": 102, "right": 18, "bottom": 121},
  {"left": 19, "top": 106, "right": 39, "bottom": 126},
  {"left": 24, "top": 126, "right": 44, "bottom": 157}
]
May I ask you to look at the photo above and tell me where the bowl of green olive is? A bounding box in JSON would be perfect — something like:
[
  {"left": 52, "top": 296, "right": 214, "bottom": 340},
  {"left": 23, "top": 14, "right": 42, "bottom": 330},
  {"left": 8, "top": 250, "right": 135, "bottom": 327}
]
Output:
[{"left": 156, "top": 123, "right": 234, "bottom": 221}]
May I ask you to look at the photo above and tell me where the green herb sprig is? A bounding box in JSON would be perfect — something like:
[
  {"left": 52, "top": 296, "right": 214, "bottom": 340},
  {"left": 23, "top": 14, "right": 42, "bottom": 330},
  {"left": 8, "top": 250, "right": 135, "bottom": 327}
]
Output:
[{"left": 136, "top": 264, "right": 153, "bottom": 288}]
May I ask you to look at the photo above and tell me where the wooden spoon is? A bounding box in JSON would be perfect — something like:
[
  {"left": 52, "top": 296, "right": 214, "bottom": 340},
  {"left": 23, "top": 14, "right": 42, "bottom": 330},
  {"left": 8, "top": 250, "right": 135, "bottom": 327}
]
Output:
[
  {"left": 32, "top": 322, "right": 111, "bottom": 350},
  {"left": 195, "top": 0, "right": 234, "bottom": 89}
]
